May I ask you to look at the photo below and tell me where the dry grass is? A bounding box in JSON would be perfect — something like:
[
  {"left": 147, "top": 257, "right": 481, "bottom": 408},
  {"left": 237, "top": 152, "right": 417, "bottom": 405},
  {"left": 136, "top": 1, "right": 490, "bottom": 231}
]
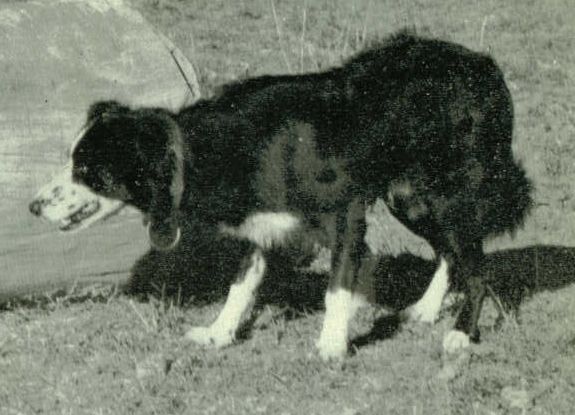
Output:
[
  {"left": 2, "top": 0, "right": 575, "bottom": 413},
  {"left": 1, "top": 282, "right": 574, "bottom": 414}
]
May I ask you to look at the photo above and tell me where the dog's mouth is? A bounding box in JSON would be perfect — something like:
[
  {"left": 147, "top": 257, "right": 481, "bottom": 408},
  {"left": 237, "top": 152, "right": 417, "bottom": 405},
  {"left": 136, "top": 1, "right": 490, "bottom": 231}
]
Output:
[
  {"left": 57, "top": 199, "right": 125, "bottom": 232},
  {"left": 58, "top": 200, "right": 102, "bottom": 231}
]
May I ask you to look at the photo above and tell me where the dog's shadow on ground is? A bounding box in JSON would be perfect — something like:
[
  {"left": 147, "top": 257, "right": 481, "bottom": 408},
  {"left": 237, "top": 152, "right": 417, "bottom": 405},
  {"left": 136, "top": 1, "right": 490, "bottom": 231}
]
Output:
[
  {"left": 353, "top": 244, "right": 575, "bottom": 348},
  {"left": 127, "top": 219, "right": 575, "bottom": 348},
  {"left": 5, "top": 213, "right": 574, "bottom": 353}
]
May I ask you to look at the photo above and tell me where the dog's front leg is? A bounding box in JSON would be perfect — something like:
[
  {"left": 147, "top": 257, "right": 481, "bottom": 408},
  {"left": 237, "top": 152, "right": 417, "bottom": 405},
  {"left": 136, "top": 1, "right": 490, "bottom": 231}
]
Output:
[
  {"left": 185, "top": 247, "right": 266, "bottom": 348},
  {"left": 316, "top": 198, "right": 368, "bottom": 361}
]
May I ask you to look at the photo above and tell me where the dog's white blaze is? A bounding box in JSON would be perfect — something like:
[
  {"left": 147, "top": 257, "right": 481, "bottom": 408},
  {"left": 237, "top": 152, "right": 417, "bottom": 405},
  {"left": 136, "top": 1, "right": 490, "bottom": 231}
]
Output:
[
  {"left": 185, "top": 250, "right": 267, "bottom": 348},
  {"left": 220, "top": 212, "right": 300, "bottom": 249},
  {"left": 406, "top": 257, "right": 449, "bottom": 323},
  {"left": 316, "top": 287, "right": 357, "bottom": 360}
]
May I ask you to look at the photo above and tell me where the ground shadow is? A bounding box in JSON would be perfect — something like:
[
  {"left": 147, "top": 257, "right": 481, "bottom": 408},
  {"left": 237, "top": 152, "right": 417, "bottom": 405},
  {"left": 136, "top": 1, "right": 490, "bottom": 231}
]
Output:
[
  {"left": 127, "top": 214, "right": 575, "bottom": 348},
  {"left": 351, "top": 244, "right": 575, "bottom": 347},
  {"left": 484, "top": 245, "right": 575, "bottom": 306},
  {"left": 130, "top": 229, "right": 575, "bottom": 306},
  {"left": 127, "top": 218, "right": 328, "bottom": 310},
  {"left": 6, "top": 213, "right": 575, "bottom": 349}
]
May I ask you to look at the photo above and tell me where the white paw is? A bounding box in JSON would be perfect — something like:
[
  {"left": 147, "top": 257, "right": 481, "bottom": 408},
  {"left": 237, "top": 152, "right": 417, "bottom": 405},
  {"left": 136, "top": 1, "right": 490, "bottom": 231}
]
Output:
[
  {"left": 316, "top": 335, "right": 348, "bottom": 362},
  {"left": 184, "top": 325, "right": 234, "bottom": 349},
  {"left": 442, "top": 330, "right": 470, "bottom": 354},
  {"left": 404, "top": 299, "right": 441, "bottom": 323}
]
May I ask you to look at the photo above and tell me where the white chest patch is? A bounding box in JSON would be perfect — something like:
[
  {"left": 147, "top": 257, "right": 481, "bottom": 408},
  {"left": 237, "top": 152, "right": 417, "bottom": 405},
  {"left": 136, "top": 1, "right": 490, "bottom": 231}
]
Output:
[{"left": 219, "top": 212, "right": 300, "bottom": 249}]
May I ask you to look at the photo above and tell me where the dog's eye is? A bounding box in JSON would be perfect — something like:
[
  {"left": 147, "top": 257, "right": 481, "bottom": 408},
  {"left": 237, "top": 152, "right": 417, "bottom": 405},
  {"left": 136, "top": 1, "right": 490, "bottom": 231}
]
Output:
[{"left": 76, "top": 165, "right": 89, "bottom": 175}]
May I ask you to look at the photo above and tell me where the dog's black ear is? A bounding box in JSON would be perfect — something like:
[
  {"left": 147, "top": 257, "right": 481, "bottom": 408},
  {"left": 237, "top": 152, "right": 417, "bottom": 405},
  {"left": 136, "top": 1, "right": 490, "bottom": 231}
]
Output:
[
  {"left": 87, "top": 101, "right": 130, "bottom": 123},
  {"left": 146, "top": 115, "right": 185, "bottom": 251}
]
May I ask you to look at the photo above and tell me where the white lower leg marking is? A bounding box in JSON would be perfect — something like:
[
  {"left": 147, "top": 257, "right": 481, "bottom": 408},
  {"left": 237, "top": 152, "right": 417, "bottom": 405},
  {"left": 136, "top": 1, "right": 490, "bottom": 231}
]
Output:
[
  {"left": 185, "top": 250, "right": 266, "bottom": 348},
  {"left": 316, "top": 288, "right": 356, "bottom": 361},
  {"left": 442, "top": 330, "right": 470, "bottom": 353},
  {"left": 406, "top": 257, "right": 449, "bottom": 323}
]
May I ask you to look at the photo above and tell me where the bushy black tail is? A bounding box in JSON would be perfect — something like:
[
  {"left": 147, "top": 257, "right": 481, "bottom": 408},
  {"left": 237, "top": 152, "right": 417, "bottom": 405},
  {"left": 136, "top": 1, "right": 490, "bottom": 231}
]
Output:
[{"left": 483, "top": 161, "right": 533, "bottom": 237}]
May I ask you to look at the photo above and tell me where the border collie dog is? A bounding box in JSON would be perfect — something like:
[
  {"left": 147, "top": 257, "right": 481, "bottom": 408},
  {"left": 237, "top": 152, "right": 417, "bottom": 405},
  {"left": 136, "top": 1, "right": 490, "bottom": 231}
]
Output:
[{"left": 70, "top": 32, "right": 531, "bottom": 360}]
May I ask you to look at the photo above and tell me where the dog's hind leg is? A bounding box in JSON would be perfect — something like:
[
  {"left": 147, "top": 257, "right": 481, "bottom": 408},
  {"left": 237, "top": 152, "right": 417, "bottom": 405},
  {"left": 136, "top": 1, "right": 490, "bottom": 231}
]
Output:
[
  {"left": 441, "top": 240, "right": 486, "bottom": 354},
  {"left": 403, "top": 256, "right": 450, "bottom": 323},
  {"left": 185, "top": 248, "right": 266, "bottom": 348},
  {"left": 316, "top": 198, "right": 369, "bottom": 361}
]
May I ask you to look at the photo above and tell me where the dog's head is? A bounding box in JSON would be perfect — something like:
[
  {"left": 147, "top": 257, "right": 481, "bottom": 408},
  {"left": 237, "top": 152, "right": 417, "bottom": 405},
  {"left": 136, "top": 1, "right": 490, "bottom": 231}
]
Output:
[
  {"left": 69, "top": 101, "right": 185, "bottom": 250},
  {"left": 29, "top": 117, "right": 128, "bottom": 232}
]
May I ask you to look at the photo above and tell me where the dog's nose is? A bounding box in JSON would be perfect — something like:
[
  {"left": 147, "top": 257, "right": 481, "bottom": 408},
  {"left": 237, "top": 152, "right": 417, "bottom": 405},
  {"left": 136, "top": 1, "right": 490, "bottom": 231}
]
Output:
[{"left": 29, "top": 199, "right": 44, "bottom": 216}]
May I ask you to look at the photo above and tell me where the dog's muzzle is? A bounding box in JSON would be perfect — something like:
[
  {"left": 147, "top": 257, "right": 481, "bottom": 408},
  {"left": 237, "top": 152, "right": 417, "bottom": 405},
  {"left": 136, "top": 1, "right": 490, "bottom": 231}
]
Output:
[{"left": 29, "top": 164, "right": 125, "bottom": 232}]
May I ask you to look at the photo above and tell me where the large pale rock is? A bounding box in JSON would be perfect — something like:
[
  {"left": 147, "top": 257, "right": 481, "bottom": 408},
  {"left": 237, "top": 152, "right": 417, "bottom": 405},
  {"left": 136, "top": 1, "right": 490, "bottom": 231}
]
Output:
[{"left": 0, "top": 0, "right": 200, "bottom": 298}]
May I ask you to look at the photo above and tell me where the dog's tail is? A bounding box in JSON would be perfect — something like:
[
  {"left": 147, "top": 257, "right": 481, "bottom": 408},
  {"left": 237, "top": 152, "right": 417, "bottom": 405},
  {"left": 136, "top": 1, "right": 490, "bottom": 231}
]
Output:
[{"left": 483, "top": 160, "right": 533, "bottom": 237}]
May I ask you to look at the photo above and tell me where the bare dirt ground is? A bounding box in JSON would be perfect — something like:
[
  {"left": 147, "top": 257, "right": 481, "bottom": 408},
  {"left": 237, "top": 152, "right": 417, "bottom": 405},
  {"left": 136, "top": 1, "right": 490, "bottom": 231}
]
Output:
[{"left": 1, "top": 0, "right": 575, "bottom": 414}]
